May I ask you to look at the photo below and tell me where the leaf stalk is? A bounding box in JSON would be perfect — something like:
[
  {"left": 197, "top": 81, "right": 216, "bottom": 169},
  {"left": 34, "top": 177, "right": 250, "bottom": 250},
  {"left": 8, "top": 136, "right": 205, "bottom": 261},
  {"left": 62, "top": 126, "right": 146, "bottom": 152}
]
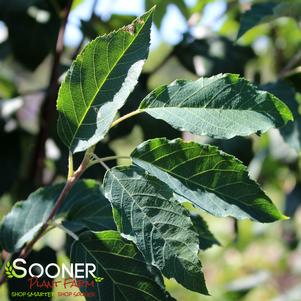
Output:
[
  {"left": 68, "top": 151, "right": 74, "bottom": 179},
  {"left": 111, "top": 109, "right": 142, "bottom": 128}
]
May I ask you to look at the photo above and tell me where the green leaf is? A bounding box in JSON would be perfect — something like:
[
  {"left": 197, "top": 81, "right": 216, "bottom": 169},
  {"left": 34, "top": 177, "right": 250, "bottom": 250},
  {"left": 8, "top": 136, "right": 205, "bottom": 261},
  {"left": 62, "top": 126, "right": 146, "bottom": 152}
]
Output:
[
  {"left": 0, "top": 0, "right": 65, "bottom": 69},
  {"left": 190, "top": 214, "right": 220, "bottom": 250},
  {"left": 0, "top": 180, "right": 114, "bottom": 252},
  {"left": 237, "top": 1, "right": 301, "bottom": 39},
  {"left": 284, "top": 183, "right": 301, "bottom": 218},
  {"left": 59, "top": 184, "right": 115, "bottom": 233},
  {"left": 138, "top": 74, "right": 292, "bottom": 139},
  {"left": 132, "top": 138, "right": 285, "bottom": 222},
  {"left": 191, "top": 0, "right": 215, "bottom": 13},
  {"left": 0, "top": 73, "right": 17, "bottom": 98},
  {"left": 81, "top": 14, "right": 136, "bottom": 39},
  {"left": 174, "top": 34, "right": 255, "bottom": 76},
  {"left": 70, "top": 230, "right": 175, "bottom": 301},
  {"left": 57, "top": 9, "right": 154, "bottom": 153},
  {"left": 145, "top": 0, "right": 189, "bottom": 28},
  {"left": 261, "top": 81, "right": 301, "bottom": 152},
  {"left": 103, "top": 166, "right": 208, "bottom": 294}
]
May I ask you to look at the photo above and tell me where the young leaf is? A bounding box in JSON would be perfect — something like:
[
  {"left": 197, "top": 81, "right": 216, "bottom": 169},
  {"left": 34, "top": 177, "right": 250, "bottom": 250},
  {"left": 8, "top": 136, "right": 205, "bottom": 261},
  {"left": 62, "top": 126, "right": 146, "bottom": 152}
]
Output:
[
  {"left": 0, "top": 180, "right": 114, "bottom": 252},
  {"left": 138, "top": 74, "right": 292, "bottom": 139},
  {"left": 190, "top": 214, "right": 220, "bottom": 250},
  {"left": 132, "top": 138, "right": 285, "bottom": 222},
  {"left": 103, "top": 166, "right": 208, "bottom": 294},
  {"left": 70, "top": 230, "right": 176, "bottom": 301},
  {"left": 57, "top": 9, "right": 154, "bottom": 153},
  {"left": 237, "top": 2, "right": 301, "bottom": 39}
]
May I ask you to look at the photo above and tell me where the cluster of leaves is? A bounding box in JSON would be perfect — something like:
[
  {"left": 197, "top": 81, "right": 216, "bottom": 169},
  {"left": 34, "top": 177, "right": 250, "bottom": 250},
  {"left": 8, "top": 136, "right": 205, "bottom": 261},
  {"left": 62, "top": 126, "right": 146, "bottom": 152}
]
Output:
[{"left": 0, "top": 0, "right": 301, "bottom": 300}]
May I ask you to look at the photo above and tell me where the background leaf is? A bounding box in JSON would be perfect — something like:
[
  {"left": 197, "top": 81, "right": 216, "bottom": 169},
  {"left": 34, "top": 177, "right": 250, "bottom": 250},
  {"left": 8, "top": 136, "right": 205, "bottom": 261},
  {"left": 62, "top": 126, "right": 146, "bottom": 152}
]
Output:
[
  {"left": 174, "top": 34, "right": 255, "bottom": 77},
  {"left": 145, "top": 0, "right": 189, "bottom": 28},
  {"left": 0, "top": 180, "right": 114, "bottom": 252},
  {"left": 261, "top": 81, "right": 301, "bottom": 152},
  {"left": 81, "top": 14, "right": 136, "bottom": 39},
  {"left": 237, "top": 1, "right": 301, "bottom": 39},
  {"left": 0, "top": 0, "right": 67, "bottom": 69},
  {"left": 190, "top": 213, "right": 220, "bottom": 250}
]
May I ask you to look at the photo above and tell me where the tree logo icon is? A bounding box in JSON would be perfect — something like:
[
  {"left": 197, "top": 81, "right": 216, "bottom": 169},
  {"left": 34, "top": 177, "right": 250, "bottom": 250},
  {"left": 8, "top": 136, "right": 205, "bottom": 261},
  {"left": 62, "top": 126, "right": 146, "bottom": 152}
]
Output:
[
  {"left": 93, "top": 276, "right": 104, "bottom": 283},
  {"left": 5, "top": 262, "right": 24, "bottom": 279}
]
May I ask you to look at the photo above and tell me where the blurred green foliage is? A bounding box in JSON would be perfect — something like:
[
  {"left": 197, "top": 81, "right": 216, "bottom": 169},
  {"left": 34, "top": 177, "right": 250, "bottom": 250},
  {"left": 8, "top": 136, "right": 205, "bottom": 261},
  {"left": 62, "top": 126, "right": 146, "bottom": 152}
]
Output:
[{"left": 0, "top": 0, "right": 301, "bottom": 300}]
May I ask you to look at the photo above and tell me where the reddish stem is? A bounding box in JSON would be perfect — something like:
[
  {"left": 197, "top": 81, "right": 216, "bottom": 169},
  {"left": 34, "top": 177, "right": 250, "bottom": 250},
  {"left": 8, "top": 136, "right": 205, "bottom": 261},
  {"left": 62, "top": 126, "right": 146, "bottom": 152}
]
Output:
[
  {"left": 20, "top": 152, "right": 90, "bottom": 259},
  {"left": 30, "top": 0, "right": 74, "bottom": 186}
]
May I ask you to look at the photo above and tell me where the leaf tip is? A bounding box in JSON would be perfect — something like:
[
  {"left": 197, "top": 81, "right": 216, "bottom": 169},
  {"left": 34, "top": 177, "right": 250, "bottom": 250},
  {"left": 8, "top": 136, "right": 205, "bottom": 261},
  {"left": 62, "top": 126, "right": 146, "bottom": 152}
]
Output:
[
  {"left": 236, "top": 30, "right": 244, "bottom": 41},
  {"left": 281, "top": 215, "right": 290, "bottom": 221}
]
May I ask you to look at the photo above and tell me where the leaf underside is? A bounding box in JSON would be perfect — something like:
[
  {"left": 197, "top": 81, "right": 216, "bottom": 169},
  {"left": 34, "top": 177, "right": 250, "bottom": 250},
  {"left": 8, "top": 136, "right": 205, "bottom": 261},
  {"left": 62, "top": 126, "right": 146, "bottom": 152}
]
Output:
[
  {"left": 104, "top": 166, "right": 208, "bottom": 294},
  {"left": 139, "top": 74, "right": 292, "bottom": 140}
]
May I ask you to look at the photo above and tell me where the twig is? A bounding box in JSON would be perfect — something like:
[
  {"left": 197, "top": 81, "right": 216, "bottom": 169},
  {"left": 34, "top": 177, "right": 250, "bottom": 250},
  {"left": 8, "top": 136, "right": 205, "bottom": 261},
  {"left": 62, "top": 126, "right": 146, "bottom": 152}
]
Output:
[
  {"left": 30, "top": 0, "right": 74, "bottom": 186},
  {"left": 99, "top": 155, "right": 131, "bottom": 162},
  {"left": 281, "top": 66, "right": 301, "bottom": 78},
  {"left": 52, "top": 222, "right": 79, "bottom": 241},
  {"left": 0, "top": 252, "right": 12, "bottom": 285},
  {"left": 89, "top": 155, "right": 130, "bottom": 165},
  {"left": 98, "top": 161, "right": 110, "bottom": 171},
  {"left": 0, "top": 0, "right": 75, "bottom": 286},
  {"left": 20, "top": 147, "right": 93, "bottom": 259},
  {"left": 279, "top": 48, "right": 301, "bottom": 79},
  {"left": 0, "top": 274, "right": 6, "bottom": 286},
  {"left": 0, "top": 253, "right": 12, "bottom": 277},
  {"left": 91, "top": 154, "right": 110, "bottom": 171},
  {"left": 87, "top": 155, "right": 131, "bottom": 170}
]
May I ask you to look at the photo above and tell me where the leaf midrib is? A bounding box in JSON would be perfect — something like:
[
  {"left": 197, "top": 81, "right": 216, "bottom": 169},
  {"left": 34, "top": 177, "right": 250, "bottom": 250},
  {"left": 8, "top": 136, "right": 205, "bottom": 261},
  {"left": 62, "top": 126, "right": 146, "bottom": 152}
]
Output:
[{"left": 143, "top": 106, "right": 274, "bottom": 115}]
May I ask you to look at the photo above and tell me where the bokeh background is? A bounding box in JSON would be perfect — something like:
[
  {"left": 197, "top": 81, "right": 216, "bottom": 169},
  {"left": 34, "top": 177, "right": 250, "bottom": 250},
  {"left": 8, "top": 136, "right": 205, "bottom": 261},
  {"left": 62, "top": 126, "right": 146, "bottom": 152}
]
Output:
[{"left": 0, "top": 0, "right": 301, "bottom": 300}]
